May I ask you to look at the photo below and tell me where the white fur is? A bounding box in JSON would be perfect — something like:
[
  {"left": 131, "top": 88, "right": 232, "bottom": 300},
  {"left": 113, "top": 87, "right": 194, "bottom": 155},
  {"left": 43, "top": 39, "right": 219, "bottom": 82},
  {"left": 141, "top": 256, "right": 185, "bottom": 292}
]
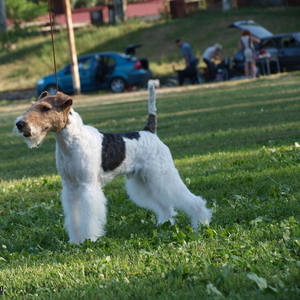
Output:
[{"left": 14, "top": 114, "right": 46, "bottom": 148}]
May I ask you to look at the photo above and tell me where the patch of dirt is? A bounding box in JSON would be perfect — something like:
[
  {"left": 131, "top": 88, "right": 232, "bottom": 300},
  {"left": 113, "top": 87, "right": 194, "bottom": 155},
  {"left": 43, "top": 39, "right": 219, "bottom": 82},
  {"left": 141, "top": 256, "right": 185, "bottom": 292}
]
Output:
[{"left": 0, "top": 89, "right": 36, "bottom": 101}]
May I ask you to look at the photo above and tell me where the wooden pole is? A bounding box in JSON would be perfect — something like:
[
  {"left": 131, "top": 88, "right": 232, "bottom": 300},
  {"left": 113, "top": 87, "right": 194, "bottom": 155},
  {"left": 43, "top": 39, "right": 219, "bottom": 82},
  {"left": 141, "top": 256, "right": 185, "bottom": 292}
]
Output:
[{"left": 63, "top": 0, "right": 80, "bottom": 94}]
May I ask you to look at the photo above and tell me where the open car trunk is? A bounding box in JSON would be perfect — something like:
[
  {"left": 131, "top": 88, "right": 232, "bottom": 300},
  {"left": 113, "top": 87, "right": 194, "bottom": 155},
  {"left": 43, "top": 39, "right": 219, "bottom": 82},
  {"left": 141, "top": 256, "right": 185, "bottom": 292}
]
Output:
[
  {"left": 228, "top": 20, "right": 273, "bottom": 39},
  {"left": 125, "top": 44, "right": 149, "bottom": 70}
]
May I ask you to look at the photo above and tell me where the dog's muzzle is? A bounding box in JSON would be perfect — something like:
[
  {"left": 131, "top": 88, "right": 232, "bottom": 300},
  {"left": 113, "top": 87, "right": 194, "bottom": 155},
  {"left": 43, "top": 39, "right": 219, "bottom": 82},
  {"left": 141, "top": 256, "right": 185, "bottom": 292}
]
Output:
[{"left": 16, "top": 120, "right": 31, "bottom": 137}]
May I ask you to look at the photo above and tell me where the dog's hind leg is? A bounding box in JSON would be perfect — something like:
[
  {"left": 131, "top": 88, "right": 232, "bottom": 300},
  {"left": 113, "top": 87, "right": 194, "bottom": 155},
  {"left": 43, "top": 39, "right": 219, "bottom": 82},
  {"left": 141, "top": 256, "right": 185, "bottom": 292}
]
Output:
[
  {"left": 177, "top": 192, "right": 212, "bottom": 229},
  {"left": 158, "top": 177, "right": 212, "bottom": 229},
  {"left": 128, "top": 166, "right": 212, "bottom": 230},
  {"left": 126, "top": 176, "right": 177, "bottom": 225}
]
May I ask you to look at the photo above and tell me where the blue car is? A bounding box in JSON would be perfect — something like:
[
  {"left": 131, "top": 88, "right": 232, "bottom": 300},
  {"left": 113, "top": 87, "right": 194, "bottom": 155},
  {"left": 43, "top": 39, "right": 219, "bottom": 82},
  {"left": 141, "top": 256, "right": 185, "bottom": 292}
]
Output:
[{"left": 36, "top": 50, "right": 152, "bottom": 94}]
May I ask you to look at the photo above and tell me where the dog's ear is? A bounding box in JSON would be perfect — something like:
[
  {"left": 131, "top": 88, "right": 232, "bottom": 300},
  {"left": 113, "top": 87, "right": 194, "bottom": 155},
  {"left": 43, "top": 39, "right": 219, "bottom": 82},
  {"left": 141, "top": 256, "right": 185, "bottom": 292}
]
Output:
[
  {"left": 54, "top": 92, "right": 73, "bottom": 111},
  {"left": 38, "top": 91, "right": 50, "bottom": 100}
]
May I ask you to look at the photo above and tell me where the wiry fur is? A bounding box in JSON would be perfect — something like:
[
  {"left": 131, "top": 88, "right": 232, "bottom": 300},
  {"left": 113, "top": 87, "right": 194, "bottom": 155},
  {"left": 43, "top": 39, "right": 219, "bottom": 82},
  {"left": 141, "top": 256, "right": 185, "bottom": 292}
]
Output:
[{"left": 14, "top": 83, "right": 212, "bottom": 244}]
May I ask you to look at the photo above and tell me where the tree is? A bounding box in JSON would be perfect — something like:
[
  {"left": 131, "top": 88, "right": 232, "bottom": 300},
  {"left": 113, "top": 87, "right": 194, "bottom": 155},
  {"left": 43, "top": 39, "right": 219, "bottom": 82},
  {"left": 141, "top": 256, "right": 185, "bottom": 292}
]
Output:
[
  {"left": 6, "top": 0, "right": 47, "bottom": 30},
  {"left": 72, "top": 0, "right": 98, "bottom": 8},
  {"left": 0, "top": 0, "right": 6, "bottom": 33},
  {"left": 222, "top": 0, "right": 232, "bottom": 11},
  {"left": 113, "top": 0, "right": 127, "bottom": 22}
]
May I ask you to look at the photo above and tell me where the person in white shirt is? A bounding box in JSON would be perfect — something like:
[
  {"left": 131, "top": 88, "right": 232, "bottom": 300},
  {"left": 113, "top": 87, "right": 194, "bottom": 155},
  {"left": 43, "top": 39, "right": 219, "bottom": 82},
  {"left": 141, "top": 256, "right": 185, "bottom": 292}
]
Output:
[{"left": 202, "top": 43, "right": 223, "bottom": 81}]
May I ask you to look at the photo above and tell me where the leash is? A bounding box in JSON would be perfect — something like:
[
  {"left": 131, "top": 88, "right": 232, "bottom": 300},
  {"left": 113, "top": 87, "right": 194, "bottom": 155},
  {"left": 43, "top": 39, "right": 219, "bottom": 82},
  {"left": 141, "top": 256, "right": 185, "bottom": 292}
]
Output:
[{"left": 47, "top": 0, "right": 59, "bottom": 92}]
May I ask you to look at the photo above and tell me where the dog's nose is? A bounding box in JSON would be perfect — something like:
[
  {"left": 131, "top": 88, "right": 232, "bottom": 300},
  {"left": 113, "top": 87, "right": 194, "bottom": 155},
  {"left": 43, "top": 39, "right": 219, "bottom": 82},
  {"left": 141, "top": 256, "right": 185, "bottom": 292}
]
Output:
[{"left": 16, "top": 120, "right": 25, "bottom": 130}]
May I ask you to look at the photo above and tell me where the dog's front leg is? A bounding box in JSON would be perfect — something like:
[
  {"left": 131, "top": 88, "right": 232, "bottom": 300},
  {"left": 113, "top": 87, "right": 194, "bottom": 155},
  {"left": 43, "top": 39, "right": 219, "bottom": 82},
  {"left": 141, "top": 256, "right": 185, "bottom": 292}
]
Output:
[
  {"left": 78, "top": 185, "right": 107, "bottom": 243},
  {"left": 61, "top": 184, "right": 82, "bottom": 244}
]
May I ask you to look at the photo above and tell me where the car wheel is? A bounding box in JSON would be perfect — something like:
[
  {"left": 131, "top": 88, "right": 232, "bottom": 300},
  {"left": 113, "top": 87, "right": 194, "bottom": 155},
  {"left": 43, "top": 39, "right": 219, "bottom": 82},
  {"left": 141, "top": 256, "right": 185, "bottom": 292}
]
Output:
[
  {"left": 45, "top": 84, "right": 58, "bottom": 95},
  {"left": 110, "top": 77, "right": 126, "bottom": 93}
]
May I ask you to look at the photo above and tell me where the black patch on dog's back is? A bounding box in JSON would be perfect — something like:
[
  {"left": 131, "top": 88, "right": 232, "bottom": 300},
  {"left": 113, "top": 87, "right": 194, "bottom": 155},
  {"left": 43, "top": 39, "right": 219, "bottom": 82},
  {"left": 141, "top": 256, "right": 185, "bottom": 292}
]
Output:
[
  {"left": 101, "top": 132, "right": 140, "bottom": 172},
  {"left": 121, "top": 131, "right": 140, "bottom": 140}
]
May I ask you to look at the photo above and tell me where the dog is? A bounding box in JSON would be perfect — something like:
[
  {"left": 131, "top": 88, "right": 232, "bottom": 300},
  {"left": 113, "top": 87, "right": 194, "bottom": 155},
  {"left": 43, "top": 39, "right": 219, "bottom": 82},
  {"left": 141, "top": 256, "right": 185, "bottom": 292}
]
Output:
[{"left": 14, "top": 83, "right": 212, "bottom": 244}]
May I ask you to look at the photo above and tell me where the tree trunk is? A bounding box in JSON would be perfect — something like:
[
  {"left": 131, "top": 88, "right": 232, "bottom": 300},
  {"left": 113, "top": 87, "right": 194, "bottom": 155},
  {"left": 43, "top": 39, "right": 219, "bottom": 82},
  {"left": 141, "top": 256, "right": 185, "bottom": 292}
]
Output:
[
  {"left": 0, "top": 0, "right": 6, "bottom": 33},
  {"left": 222, "top": 0, "right": 232, "bottom": 11},
  {"left": 113, "top": 0, "right": 127, "bottom": 23}
]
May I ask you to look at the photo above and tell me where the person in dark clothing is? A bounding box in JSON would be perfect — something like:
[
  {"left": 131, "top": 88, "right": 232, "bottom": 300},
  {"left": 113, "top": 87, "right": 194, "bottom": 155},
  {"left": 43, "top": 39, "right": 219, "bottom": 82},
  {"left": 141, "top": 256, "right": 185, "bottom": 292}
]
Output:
[{"left": 175, "top": 39, "right": 199, "bottom": 86}]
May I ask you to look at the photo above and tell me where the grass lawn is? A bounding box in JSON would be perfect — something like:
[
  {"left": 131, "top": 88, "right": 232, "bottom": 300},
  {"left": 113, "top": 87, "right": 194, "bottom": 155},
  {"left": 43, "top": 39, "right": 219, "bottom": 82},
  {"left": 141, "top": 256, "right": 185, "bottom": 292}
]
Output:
[{"left": 0, "top": 73, "right": 300, "bottom": 299}]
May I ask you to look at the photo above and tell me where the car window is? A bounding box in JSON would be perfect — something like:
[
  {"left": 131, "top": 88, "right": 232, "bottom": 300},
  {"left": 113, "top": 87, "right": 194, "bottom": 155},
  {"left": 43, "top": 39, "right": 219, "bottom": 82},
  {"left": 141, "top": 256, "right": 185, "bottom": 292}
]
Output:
[
  {"left": 98, "top": 56, "right": 116, "bottom": 67},
  {"left": 261, "top": 38, "right": 276, "bottom": 49},
  {"left": 64, "top": 57, "right": 91, "bottom": 74},
  {"left": 95, "top": 56, "right": 117, "bottom": 78},
  {"left": 107, "top": 57, "right": 116, "bottom": 67},
  {"left": 78, "top": 58, "right": 91, "bottom": 70},
  {"left": 294, "top": 33, "right": 300, "bottom": 43},
  {"left": 281, "top": 36, "right": 300, "bottom": 48}
]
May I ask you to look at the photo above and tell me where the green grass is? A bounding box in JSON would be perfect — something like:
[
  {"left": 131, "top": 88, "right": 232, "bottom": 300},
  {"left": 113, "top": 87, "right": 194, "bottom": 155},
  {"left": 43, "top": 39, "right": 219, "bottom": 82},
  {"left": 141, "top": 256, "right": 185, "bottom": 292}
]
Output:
[
  {"left": 1, "top": 73, "right": 300, "bottom": 299},
  {"left": 1, "top": 7, "right": 300, "bottom": 92}
]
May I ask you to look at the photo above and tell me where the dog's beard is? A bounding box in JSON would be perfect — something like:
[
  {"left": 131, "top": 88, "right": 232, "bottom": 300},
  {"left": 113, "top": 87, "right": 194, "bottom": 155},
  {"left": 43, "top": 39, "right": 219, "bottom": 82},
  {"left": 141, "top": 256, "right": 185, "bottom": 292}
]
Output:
[
  {"left": 13, "top": 124, "right": 47, "bottom": 148},
  {"left": 25, "top": 134, "right": 46, "bottom": 148}
]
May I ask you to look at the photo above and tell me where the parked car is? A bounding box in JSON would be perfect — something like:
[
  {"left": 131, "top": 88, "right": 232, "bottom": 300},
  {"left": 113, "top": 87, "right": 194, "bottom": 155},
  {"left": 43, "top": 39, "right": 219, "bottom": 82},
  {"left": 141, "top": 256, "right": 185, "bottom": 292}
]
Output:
[
  {"left": 36, "top": 47, "right": 151, "bottom": 94},
  {"left": 229, "top": 20, "right": 300, "bottom": 74}
]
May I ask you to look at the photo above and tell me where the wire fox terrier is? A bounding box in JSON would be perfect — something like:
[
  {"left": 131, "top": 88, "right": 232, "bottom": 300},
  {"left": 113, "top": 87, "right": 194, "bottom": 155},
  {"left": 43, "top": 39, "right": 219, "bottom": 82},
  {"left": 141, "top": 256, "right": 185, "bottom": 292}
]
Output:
[{"left": 14, "top": 84, "right": 212, "bottom": 244}]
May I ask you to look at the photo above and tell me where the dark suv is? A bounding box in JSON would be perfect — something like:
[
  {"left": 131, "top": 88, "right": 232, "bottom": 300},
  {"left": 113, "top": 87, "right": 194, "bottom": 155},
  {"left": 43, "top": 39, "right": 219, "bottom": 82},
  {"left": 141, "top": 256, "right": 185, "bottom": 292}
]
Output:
[{"left": 229, "top": 20, "right": 300, "bottom": 74}]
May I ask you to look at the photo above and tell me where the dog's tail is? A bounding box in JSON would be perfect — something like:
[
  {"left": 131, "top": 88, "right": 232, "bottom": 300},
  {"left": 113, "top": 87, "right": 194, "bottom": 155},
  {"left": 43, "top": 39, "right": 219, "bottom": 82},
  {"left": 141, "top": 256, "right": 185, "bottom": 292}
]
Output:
[{"left": 144, "top": 82, "right": 157, "bottom": 134}]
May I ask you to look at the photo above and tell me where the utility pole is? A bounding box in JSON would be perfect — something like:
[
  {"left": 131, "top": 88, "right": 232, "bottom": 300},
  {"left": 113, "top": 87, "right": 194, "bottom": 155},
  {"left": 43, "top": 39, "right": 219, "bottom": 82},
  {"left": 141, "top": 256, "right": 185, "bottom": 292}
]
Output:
[
  {"left": 63, "top": 0, "right": 80, "bottom": 94},
  {"left": 0, "top": 0, "right": 6, "bottom": 33}
]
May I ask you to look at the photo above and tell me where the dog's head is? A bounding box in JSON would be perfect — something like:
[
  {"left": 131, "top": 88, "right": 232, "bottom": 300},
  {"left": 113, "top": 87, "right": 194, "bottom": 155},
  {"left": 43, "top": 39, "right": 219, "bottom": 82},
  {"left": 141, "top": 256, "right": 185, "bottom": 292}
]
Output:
[{"left": 14, "top": 91, "right": 73, "bottom": 148}]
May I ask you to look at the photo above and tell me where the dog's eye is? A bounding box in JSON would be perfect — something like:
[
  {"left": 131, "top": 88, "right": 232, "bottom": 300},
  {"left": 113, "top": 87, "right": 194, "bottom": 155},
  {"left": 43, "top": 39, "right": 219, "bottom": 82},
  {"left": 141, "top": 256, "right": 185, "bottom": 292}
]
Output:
[{"left": 42, "top": 106, "right": 51, "bottom": 112}]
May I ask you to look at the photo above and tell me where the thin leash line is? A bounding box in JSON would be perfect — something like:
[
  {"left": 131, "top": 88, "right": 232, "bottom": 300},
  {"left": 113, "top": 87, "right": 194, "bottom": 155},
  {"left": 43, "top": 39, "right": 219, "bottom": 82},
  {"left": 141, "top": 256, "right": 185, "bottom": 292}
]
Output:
[{"left": 47, "top": 0, "right": 58, "bottom": 92}]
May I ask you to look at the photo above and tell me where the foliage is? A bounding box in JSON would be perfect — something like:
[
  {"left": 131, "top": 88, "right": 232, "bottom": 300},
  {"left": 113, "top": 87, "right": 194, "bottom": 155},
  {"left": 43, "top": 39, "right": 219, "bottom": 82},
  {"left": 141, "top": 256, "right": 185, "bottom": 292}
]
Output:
[
  {"left": 3, "top": 0, "right": 47, "bottom": 48},
  {"left": 72, "top": 0, "right": 100, "bottom": 8},
  {"left": 0, "top": 72, "right": 300, "bottom": 299},
  {"left": 6, "top": 0, "right": 47, "bottom": 28}
]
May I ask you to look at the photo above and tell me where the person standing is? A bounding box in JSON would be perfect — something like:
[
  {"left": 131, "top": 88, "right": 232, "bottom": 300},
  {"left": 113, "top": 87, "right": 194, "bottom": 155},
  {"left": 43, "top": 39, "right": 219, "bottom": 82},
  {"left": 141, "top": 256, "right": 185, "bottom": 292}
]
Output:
[
  {"left": 238, "top": 30, "right": 261, "bottom": 78},
  {"left": 202, "top": 43, "right": 223, "bottom": 81},
  {"left": 175, "top": 39, "right": 199, "bottom": 86}
]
